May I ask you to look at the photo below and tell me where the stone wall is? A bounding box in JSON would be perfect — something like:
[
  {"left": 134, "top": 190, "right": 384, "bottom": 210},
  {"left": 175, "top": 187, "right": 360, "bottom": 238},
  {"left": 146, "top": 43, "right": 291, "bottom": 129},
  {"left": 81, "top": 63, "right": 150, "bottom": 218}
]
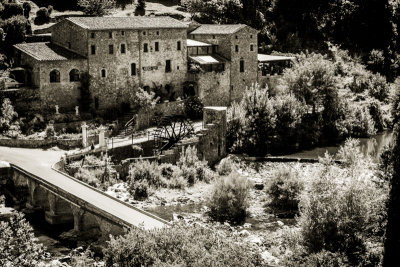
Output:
[
  {"left": 193, "top": 66, "right": 231, "bottom": 106},
  {"left": 136, "top": 100, "right": 185, "bottom": 130},
  {"left": 0, "top": 135, "right": 98, "bottom": 149},
  {"left": 38, "top": 59, "right": 87, "bottom": 109},
  {"left": 51, "top": 20, "right": 88, "bottom": 57},
  {"left": 229, "top": 27, "right": 258, "bottom": 102},
  {"left": 87, "top": 28, "right": 188, "bottom": 110}
]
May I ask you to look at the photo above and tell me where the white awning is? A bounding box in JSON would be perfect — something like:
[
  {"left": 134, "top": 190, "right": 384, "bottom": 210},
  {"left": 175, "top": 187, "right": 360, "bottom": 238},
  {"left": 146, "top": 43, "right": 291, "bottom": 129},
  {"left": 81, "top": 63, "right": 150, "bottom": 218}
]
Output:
[
  {"left": 187, "top": 39, "right": 213, "bottom": 47},
  {"left": 189, "top": 55, "right": 227, "bottom": 65},
  {"left": 258, "top": 54, "right": 295, "bottom": 63}
]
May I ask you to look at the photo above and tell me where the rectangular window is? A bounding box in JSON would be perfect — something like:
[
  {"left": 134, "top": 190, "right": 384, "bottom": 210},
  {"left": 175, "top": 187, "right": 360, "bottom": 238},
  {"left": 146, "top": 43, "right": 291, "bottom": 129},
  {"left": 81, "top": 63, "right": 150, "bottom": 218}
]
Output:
[
  {"left": 235, "top": 45, "right": 239, "bottom": 52},
  {"left": 250, "top": 44, "right": 254, "bottom": 51},
  {"left": 121, "top": 31, "right": 125, "bottom": 36},
  {"left": 121, "top": 44, "right": 126, "bottom": 54},
  {"left": 90, "top": 32, "right": 95, "bottom": 38},
  {"left": 165, "top": 60, "right": 171, "bottom": 73},
  {"left": 91, "top": 45, "right": 96, "bottom": 55},
  {"left": 109, "top": 44, "right": 114, "bottom": 54},
  {"left": 101, "top": 69, "right": 106, "bottom": 78},
  {"left": 177, "top": 41, "right": 181, "bottom": 51},
  {"left": 144, "top": 43, "right": 148, "bottom": 52},
  {"left": 68, "top": 42, "right": 71, "bottom": 49},
  {"left": 156, "top": 31, "right": 159, "bottom": 35},
  {"left": 155, "top": 42, "right": 159, "bottom": 52},
  {"left": 109, "top": 32, "right": 113, "bottom": 38},
  {"left": 240, "top": 60, "right": 244, "bottom": 72},
  {"left": 131, "top": 63, "right": 136, "bottom": 76}
]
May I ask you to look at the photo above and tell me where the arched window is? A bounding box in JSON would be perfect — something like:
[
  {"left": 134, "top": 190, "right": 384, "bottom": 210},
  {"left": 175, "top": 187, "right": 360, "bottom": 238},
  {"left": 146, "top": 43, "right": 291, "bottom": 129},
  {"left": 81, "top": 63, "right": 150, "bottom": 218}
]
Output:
[
  {"left": 50, "top": 69, "right": 60, "bottom": 83},
  {"left": 69, "top": 69, "right": 80, "bottom": 82},
  {"left": 101, "top": 69, "right": 106, "bottom": 78}
]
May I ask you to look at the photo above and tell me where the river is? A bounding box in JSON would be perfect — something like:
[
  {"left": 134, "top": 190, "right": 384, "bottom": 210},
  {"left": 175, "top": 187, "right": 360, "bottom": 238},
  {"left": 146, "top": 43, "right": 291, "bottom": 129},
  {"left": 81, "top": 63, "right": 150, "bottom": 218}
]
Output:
[{"left": 285, "top": 131, "right": 394, "bottom": 161}]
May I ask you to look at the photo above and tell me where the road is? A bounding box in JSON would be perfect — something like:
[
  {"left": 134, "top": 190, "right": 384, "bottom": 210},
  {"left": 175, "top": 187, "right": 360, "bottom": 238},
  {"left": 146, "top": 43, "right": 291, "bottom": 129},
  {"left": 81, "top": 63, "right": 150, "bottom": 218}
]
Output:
[{"left": 0, "top": 146, "right": 166, "bottom": 230}]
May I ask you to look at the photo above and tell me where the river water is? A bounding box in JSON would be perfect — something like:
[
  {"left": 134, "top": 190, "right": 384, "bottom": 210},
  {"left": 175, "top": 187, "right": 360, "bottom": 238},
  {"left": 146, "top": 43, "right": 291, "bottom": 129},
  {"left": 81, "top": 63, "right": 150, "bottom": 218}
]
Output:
[{"left": 285, "top": 131, "right": 394, "bottom": 161}]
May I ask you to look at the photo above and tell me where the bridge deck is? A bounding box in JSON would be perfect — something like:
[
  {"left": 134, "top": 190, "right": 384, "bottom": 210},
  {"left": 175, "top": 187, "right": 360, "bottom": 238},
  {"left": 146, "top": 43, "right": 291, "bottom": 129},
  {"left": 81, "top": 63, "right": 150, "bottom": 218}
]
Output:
[{"left": 0, "top": 146, "right": 166, "bottom": 230}]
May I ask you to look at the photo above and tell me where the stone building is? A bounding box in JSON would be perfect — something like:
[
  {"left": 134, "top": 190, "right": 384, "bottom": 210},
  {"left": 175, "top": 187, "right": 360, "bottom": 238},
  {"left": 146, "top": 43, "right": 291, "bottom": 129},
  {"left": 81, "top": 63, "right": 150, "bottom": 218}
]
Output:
[{"left": 13, "top": 16, "right": 288, "bottom": 110}]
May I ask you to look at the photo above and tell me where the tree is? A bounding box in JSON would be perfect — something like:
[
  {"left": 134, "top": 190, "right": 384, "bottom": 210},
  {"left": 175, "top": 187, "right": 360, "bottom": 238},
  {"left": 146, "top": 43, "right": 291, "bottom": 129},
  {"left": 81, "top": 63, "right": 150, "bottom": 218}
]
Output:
[
  {"left": 2, "top": 2, "right": 24, "bottom": 20},
  {"left": 34, "top": 7, "right": 51, "bottom": 25},
  {"left": 383, "top": 127, "right": 400, "bottom": 265},
  {"left": 0, "top": 98, "right": 18, "bottom": 133},
  {"left": 1, "top": 15, "right": 30, "bottom": 54},
  {"left": 241, "top": 84, "right": 276, "bottom": 156},
  {"left": 79, "top": 72, "right": 92, "bottom": 112},
  {"left": 0, "top": 212, "right": 46, "bottom": 267},
  {"left": 183, "top": 0, "right": 243, "bottom": 24},
  {"left": 22, "top": 2, "right": 31, "bottom": 19},
  {"left": 134, "top": 0, "right": 145, "bottom": 16},
  {"left": 78, "top": 0, "right": 115, "bottom": 16}
]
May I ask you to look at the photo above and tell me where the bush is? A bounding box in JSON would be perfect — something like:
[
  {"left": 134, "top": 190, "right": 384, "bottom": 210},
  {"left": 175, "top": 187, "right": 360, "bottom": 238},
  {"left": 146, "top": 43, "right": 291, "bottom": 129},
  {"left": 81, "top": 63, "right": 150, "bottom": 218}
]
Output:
[
  {"left": 298, "top": 152, "right": 388, "bottom": 264},
  {"left": 131, "top": 180, "right": 149, "bottom": 200},
  {"left": 45, "top": 124, "right": 55, "bottom": 138},
  {"left": 74, "top": 168, "right": 101, "bottom": 188},
  {"left": 34, "top": 7, "right": 51, "bottom": 25},
  {"left": 216, "top": 157, "right": 234, "bottom": 176},
  {"left": 283, "top": 250, "right": 350, "bottom": 267},
  {"left": 177, "top": 146, "right": 212, "bottom": 184},
  {"left": 368, "top": 100, "right": 385, "bottom": 131},
  {"left": 368, "top": 73, "right": 390, "bottom": 103},
  {"left": 104, "top": 224, "right": 263, "bottom": 267},
  {"left": 207, "top": 172, "right": 251, "bottom": 224},
  {"left": 266, "top": 167, "right": 304, "bottom": 216},
  {"left": 184, "top": 96, "right": 203, "bottom": 119},
  {"left": 128, "top": 160, "right": 165, "bottom": 190}
]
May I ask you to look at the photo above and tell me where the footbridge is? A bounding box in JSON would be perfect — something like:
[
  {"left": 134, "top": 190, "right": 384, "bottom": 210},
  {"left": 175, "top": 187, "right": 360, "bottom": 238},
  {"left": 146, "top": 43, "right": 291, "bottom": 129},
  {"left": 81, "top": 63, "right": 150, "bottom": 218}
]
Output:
[{"left": 0, "top": 146, "right": 167, "bottom": 240}]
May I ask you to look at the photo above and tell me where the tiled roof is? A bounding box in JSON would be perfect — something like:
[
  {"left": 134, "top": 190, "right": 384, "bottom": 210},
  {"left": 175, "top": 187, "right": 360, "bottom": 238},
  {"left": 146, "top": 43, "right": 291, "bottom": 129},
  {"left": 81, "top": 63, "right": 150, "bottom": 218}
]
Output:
[
  {"left": 14, "top": 42, "right": 86, "bottom": 61},
  {"left": 190, "top": 24, "right": 247, "bottom": 35},
  {"left": 66, "top": 16, "right": 188, "bottom": 30}
]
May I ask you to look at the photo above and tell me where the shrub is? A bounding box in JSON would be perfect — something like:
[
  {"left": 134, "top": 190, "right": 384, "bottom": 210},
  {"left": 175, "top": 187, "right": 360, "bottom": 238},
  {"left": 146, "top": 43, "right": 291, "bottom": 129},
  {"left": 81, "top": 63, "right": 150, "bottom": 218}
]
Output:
[
  {"left": 134, "top": 0, "right": 145, "bottom": 16},
  {"left": 368, "top": 100, "right": 385, "bottom": 131},
  {"left": 34, "top": 7, "right": 51, "bottom": 25},
  {"left": 104, "top": 224, "right": 263, "bottom": 266},
  {"left": 266, "top": 167, "right": 304, "bottom": 216},
  {"left": 368, "top": 73, "right": 390, "bottom": 103},
  {"left": 226, "top": 101, "right": 246, "bottom": 153},
  {"left": 298, "top": 154, "right": 388, "bottom": 264},
  {"left": 131, "top": 180, "right": 149, "bottom": 200},
  {"left": 207, "top": 172, "right": 251, "bottom": 224},
  {"left": 78, "top": 0, "right": 116, "bottom": 16},
  {"left": 74, "top": 168, "right": 101, "bottom": 187},
  {"left": 168, "top": 174, "right": 187, "bottom": 189},
  {"left": 128, "top": 160, "right": 164, "bottom": 189},
  {"left": 177, "top": 146, "right": 212, "bottom": 184},
  {"left": 45, "top": 124, "right": 55, "bottom": 138},
  {"left": 216, "top": 157, "right": 234, "bottom": 176},
  {"left": 184, "top": 96, "right": 203, "bottom": 119},
  {"left": 283, "top": 250, "right": 350, "bottom": 267}
]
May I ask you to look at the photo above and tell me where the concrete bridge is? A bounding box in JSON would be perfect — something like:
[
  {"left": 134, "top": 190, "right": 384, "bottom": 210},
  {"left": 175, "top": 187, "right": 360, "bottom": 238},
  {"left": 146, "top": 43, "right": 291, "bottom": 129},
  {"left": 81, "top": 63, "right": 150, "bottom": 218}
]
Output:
[{"left": 0, "top": 146, "right": 167, "bottom": 240}]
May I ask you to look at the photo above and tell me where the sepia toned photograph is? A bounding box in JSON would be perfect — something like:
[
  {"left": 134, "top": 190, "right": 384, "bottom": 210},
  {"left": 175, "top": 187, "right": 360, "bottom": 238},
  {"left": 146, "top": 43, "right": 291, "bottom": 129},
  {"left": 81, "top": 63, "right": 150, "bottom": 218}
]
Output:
[{"left": 0, "top": 0, "right": 399, "bottom": 266}]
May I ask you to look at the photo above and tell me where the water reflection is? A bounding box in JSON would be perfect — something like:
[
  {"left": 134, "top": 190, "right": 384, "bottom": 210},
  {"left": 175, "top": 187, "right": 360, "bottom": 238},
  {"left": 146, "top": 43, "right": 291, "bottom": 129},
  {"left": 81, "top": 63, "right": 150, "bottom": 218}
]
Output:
[{"left": 286, "top": 131, "right": 394, "bottom": 162}]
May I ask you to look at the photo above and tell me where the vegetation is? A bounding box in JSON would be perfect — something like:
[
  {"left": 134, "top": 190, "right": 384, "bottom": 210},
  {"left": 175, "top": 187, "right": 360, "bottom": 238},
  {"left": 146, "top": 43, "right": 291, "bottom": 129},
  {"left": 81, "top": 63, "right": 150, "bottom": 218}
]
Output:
[
  {"left": 0, "top": 212, "right": 46, "bottom": 267},
  {"left": 104, "top": 223, "right": 263, "bottom": 266},
  {"left": 34, "top": 7, "right": 51, "bottom": 25},
  {"left": 134, "top": 0, "right": 145, "bottom": 16},
  {"left": 127, "top": 147, "right": 213, "bottom": 200},
  {"left": 184, "top": 95, "right": 204, "bottom": 120},
  {"left": 216, "top": 157, "right": 234, "bottom": 176},
  {"left": 227, "top": 51, "right": 392, "bottom": 156},
  {"left": 207, "top": 171, "right": 251, "bottom": 224},
  {"left": 78, "top": 0, "right": 116, "bottom": 16},
  {"left": 0, "top": 98, "right": 20, "bottom": 138},
  {"left": 266, "top": 167, "right": 304, "bottom": 216}
]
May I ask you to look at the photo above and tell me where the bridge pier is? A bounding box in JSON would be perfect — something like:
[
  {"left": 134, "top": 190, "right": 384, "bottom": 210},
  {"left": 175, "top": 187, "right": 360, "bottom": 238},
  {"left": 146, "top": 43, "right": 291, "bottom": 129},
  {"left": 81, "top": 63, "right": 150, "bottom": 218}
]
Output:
[{"left": 45, "top": 193, "right": 74, "bottom": 225}]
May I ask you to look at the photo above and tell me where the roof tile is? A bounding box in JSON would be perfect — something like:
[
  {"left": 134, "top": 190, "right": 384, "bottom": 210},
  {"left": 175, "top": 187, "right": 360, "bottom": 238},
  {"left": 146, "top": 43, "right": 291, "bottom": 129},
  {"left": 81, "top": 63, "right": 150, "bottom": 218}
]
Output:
[
  {"left": 190, "top": 24, "right": 247, "bottom": 35},
  {"left": 66, "top": 16, "right": 188, "bottom": 30},
  {"left": 14, "top": 42, "right": 86, "bottom": 61}
]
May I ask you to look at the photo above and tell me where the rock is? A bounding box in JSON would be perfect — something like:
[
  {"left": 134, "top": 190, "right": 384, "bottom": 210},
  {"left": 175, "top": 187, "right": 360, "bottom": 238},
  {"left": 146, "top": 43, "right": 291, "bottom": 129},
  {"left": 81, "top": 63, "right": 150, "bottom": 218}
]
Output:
[
  {"left": 50, "top": 260, "right": 63, "bottom": 266},
  {"left": 261, "top": 250, "right": 279, "bottom": 264},
  {"left": 76, "top": 246, "right": 84, "bottom": 252},
  {"left": 224, "top": 222, "right": 230, "bottom": 227},
  {"left": 239, "top": 230, "right": 250, "bottom": 237},
  {"left": 249, "top": 236, "right": 262, "bottom": 245},
  {"left": 59, "top": 255, "right": 71, "bottom": 263},
  {"left": 243, "top": 223, "right": 252, "bottom": 229},
  {"left": 254, "top": 183, "right": 264, "bottom": 190},
  {"left": 277, "top": 220, "right": 284, "bottom": 226},
  {"left": 177, "top": 196, "right": 190, "bottom": 203}
]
